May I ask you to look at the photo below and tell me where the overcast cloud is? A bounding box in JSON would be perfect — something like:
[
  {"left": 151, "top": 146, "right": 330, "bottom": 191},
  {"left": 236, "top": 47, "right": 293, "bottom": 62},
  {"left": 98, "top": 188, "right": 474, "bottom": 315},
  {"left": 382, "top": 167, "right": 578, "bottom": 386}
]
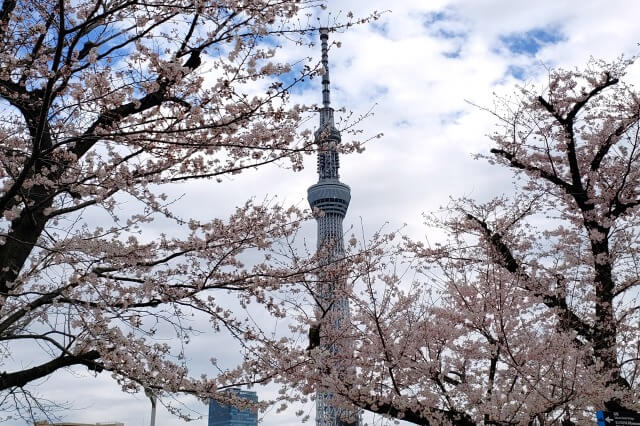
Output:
[{"left": 17, "top": 1, "right": 640, "bottom": 425}]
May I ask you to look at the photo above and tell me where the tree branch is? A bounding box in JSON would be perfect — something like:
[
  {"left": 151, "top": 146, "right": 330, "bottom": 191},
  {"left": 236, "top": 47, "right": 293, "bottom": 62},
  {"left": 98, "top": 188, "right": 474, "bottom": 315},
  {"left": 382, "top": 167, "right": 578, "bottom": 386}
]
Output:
[
  {"left": 0, "top": 350, "right": 102, "bottom": 390},
  {"left": 490, "top": 148, "right": 572, "bottom": 192},
  {"left": 466, "top": 213, "right": 594, "bottom": 342},
  {"left": 356, "top": 400, "right": 476, "bottom": 426}
]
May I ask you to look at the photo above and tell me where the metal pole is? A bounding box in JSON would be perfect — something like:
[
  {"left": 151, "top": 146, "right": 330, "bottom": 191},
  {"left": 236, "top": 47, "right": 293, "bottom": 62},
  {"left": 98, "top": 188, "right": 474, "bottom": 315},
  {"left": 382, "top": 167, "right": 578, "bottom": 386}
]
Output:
[
  {"left": 150, "top": 397, "right": 156, "bottom": 426},
  {"left": 144, "top": 387, "right": 157, "bottom": 426}
]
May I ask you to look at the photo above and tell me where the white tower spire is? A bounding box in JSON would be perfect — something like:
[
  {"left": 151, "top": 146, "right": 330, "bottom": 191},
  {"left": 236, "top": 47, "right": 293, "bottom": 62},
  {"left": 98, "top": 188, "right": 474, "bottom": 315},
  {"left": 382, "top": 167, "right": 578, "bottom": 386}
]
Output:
[
  {"left": 307, "top": 28, "right": 359, "bottom": 426},
  {"left": 320, "top": 28, "right": 331, "bottom": 110}
]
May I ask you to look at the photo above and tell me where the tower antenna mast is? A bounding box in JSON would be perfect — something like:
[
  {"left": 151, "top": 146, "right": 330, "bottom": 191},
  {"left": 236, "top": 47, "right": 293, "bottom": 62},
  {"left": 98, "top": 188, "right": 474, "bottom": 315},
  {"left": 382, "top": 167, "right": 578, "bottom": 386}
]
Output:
[{"left": 307, "top": 27, "right": 360, "bottom": 426}]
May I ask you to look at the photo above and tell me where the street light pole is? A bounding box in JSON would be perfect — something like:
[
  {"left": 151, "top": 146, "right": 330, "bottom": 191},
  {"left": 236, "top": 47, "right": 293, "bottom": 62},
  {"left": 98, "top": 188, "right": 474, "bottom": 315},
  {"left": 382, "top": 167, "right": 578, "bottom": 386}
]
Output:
[{"left": 144, "top": 387, "right": 157, "bottom": 426}]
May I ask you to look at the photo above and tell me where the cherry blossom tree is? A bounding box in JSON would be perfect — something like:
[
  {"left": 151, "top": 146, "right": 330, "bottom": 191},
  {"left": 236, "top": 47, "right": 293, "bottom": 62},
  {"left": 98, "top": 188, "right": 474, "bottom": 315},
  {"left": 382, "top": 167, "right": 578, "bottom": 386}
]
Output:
[
  {"left": 0, "top": 0, "right": 378, "bottom": 421},
  {"left": 263, "top": 59, "right": 640, "bottom": 425}
]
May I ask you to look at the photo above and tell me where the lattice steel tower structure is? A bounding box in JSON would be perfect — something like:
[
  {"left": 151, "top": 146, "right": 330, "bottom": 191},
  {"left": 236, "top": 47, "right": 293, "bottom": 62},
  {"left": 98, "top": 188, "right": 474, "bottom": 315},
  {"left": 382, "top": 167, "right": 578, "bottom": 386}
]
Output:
[{"left": 307, "top": 28, "right": 359, "bottom": 426}]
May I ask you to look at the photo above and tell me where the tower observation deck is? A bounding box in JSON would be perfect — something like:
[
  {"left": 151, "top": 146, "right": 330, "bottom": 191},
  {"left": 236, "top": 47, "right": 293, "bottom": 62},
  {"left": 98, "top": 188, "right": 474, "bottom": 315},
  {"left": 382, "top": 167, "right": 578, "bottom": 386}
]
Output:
[
  {"left": 307, "top": 28, "right": 359, "bottom": 426},
  {"left": 307, "top": 29, "right": 350, "bottom": 259}
]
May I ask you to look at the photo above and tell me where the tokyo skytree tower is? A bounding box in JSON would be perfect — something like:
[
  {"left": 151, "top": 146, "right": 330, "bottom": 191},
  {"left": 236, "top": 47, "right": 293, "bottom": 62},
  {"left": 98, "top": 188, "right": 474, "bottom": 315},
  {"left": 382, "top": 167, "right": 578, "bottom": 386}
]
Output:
[{"left": 307, "top": 28, "right": 359, "bottom": 426}]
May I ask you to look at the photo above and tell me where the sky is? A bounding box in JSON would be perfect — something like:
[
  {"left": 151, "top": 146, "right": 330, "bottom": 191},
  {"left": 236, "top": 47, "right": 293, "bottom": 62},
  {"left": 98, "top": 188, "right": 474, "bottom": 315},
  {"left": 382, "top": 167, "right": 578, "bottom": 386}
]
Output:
[{"left": 17, "top": 1, "right": 640, "bottom": 425}]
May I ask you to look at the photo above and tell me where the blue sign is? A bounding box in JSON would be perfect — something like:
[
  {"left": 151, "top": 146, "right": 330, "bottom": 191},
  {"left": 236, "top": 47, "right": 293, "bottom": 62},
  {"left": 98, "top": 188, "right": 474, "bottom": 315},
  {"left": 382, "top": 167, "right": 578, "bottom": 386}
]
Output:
[{"left": 596, "top": 410, "right": 640, "bottom": 426}]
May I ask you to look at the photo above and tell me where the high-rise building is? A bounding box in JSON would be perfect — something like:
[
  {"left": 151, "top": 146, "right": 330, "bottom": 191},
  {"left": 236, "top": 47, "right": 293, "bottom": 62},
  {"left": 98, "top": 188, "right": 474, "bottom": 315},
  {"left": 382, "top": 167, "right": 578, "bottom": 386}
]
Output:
[
  {"left": 208, "top": 388, "right": 258, "bottom": 426},
  {"left": 307, "top": 29, "right": 359, "bottom": 426}
]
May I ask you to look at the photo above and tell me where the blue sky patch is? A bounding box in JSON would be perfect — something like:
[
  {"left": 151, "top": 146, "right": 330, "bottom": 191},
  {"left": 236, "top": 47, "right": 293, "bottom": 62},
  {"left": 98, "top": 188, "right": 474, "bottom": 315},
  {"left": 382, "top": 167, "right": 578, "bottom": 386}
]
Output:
[
  {"left": 443, "top": 48, "right": 461, "bottom": 59},
  {"left": 423, "top": 11, "right": 448, "bottom": 26},
  {"left": 436, "top": 28, "right": 466, "bottom": 40},
  {"left": 369, "top": 85, "right": 389, "bottom": 102},
  {"left": 422, "top": 9, "right": 466, "bottom": 39},
  {"left": 506, "top": 65, "right": 526, "bottom": 80},
  {"left": 393, "top": 119, "right": 411, "bottom": 128},
  {"left": 499, "top": 27, "right": 566, "bottom": 56},
  {"left": 422, "top": 8, "right": 468, "bottom": 59},
  {"left": 439, "top": 110, "right": 464, "bottom": 125},
  {"left": 371, "top": 21, "right": 389, "bottom": 37}
]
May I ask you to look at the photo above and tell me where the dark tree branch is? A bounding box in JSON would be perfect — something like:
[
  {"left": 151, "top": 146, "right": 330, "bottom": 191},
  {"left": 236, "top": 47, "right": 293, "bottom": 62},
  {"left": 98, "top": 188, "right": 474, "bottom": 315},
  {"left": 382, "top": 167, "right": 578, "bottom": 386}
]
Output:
[
  {"left": 566, "top": 73, "right": 618, "bottom": 122},
  {"left": 490, "top": 148, "right": 572, "bottom": 192},
  {"left": 590, "top": 119, "right": 638, "bottom": 172},
  {"left": 536, "top": 73, "right": 619, "bottom": 206},
  {"left": 537, "top": 73, "right": 618, "bottom": 125},
  {"left": 0, "top": 0, "right": 16, "bottom": 38},
  {"left": 355, "top": 400, "right": 476, "bottom": 426},
  {"left": 0, "top": 350, "right": 102, "bottom": 390},
  {"left": 466, "top": 213, "right": 595, "bottom": 342}
]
